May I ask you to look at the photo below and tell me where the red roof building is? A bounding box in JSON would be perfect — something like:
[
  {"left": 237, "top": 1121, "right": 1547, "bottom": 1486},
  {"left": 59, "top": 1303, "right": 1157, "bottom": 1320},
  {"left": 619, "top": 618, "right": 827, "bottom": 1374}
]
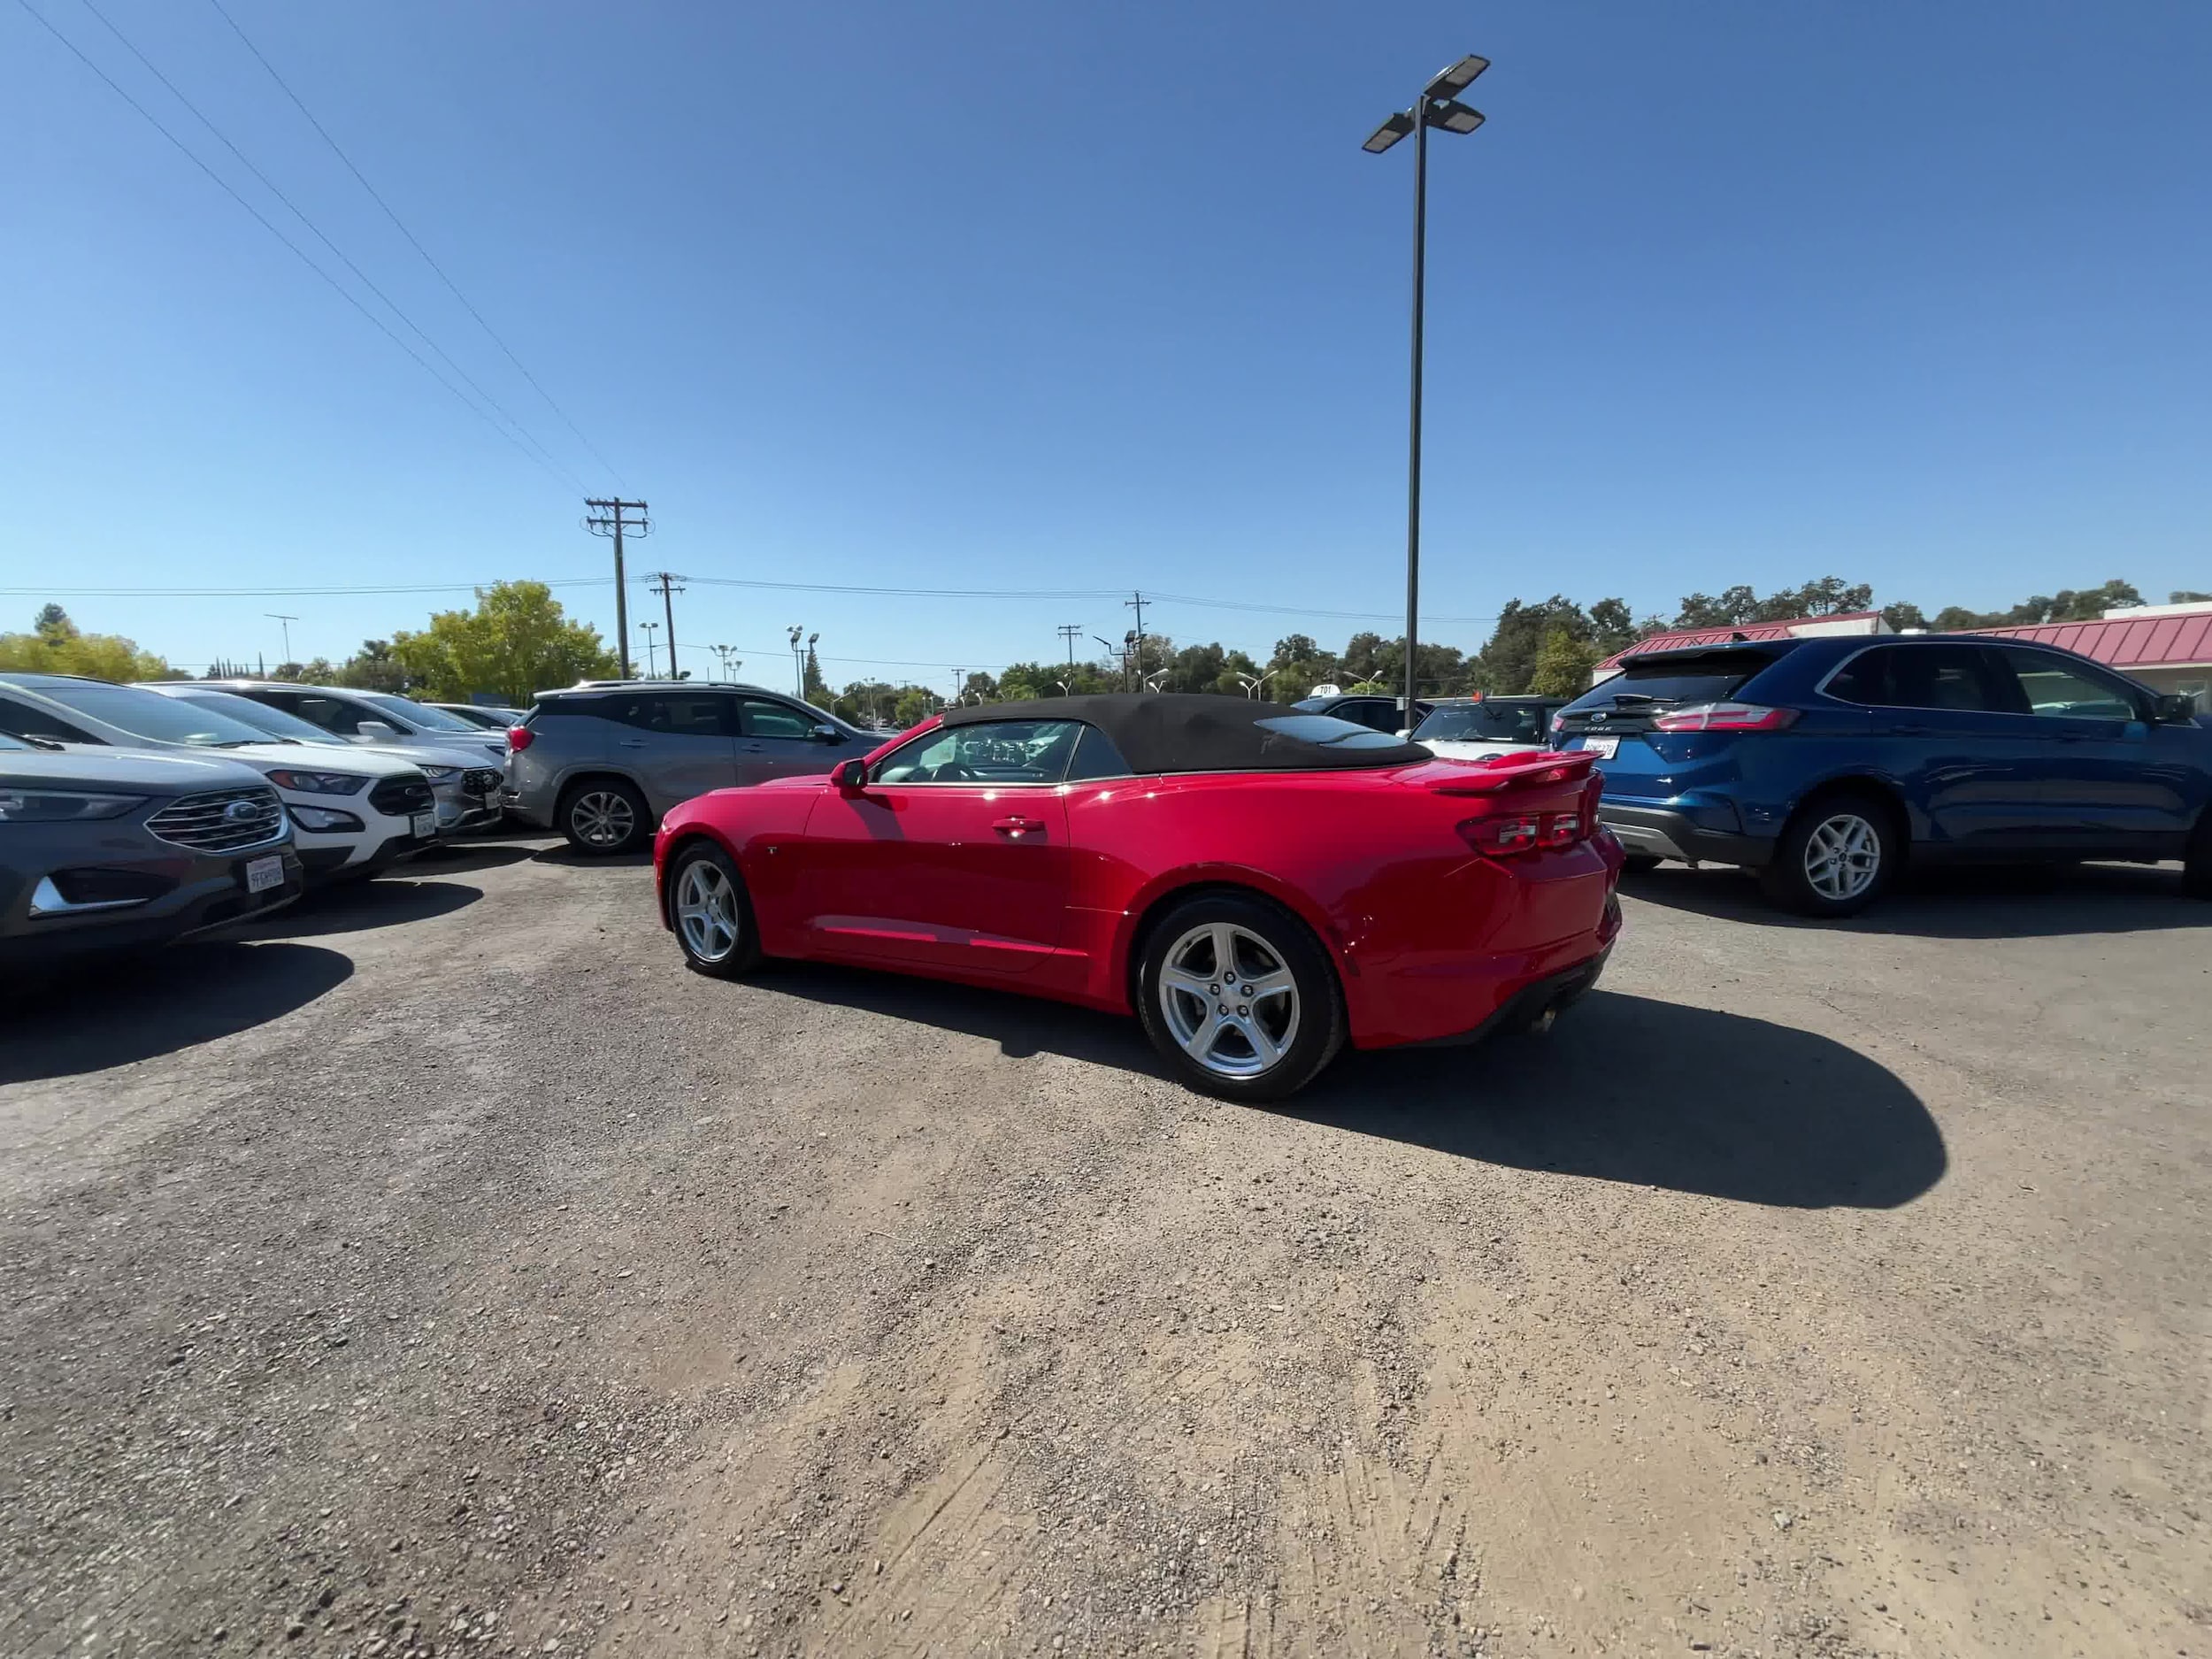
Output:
[{"left": 1594, "top": 611, "right": 1888, "bottom": 677}]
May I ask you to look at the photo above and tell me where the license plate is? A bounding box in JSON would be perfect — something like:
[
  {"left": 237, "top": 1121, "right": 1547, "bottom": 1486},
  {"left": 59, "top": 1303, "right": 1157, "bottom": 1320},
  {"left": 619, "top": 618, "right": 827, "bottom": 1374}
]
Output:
[
  {"left": 1580, "top": 734, "right": 1619, "bottom": 759},
  {"left": 411, "top": 810, "right": 436, "bottom": 838},
  {"left": 243, "top": 854, "right": 286, "bottom": 895}
]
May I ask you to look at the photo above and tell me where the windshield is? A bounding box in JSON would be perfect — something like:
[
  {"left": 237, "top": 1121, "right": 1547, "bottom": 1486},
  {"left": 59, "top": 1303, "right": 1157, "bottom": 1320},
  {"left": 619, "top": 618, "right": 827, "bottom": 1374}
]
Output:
[
  {"left": 154, "top": 687, "right": 349, "bottom": 747},
  {"left": 1253, "top": 714, "right": 1406, "bottom": 749},
  {"left": 1563, "top": 651, "right": 1774, "bottom": 713},
  {"left": 38, "top": 681, "right": 273, "bottom": 748},
  {"left": 359, "top": 693, "right": 478, "bottom": 733},
  {"left": 1414, "top": 702, "right": 1551, "bottom": 744},
  {"left": 0, "top": 732, "right": 31, "bottom": 751}
]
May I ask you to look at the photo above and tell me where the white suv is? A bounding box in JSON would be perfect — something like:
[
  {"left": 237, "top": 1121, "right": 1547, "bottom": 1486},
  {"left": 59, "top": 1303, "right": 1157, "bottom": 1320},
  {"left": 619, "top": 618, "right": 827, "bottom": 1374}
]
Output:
[{"left": 0, "top": 674, "right": 438, "bottom": 884}]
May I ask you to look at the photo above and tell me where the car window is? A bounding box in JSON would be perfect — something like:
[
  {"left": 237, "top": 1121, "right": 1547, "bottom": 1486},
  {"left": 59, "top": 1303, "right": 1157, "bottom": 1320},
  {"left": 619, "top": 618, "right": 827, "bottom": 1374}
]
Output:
[
  {"left": 157, "top": 688, "right": 349, "bottom": 746},
  {"left": 872, "top": 720, "right": 1083, "bottom": 784},
  {"left": 1825, "top": 644, "right": 2012, "bottom": 713},
  {"left": 30, "top": 681, "right": 273, "bottom": 747},
  {"left": 0, "top": 694, "right": 98, "bottom": 744},
  {"left": 739, "top": 698, "right": 818, "bottom": 740},
  {"left": 1991, "top": 647, "right": 2142, "bottom": 721},
  {"left": 1415, "top": 702, "right": 1549, "bottom": 744},
  {"left": 602, "top": 694, "right": 736, "bottom": 736},
  {"left": 1062, "top": 723, "right": 1133, "bottom": 782},
  {"left": 281, "top": 693, "right": 384, "bottom": 736},
  {"left": 1567, "top": 651, "right": 1773, "bottom": 713},
  {"left": 361, "top": 694, "right": 475, "bottom": 733}
]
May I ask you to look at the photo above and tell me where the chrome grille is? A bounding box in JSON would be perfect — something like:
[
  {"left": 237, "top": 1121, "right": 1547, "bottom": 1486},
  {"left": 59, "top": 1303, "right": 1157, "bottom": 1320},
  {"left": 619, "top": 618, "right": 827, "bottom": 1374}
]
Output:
[
  {"left": 144, "top": 786, "right": 288, "bottom": 853},
  {"left": 368, "top": 773, "right": 434, "bottom": 816}
]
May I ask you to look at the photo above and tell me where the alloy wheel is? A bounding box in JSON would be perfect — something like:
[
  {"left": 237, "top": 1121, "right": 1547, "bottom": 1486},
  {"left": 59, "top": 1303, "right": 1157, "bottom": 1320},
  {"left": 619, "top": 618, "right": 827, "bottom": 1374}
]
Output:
[
  {"left": 674, "top": 859, "right": 741, "bottom": 962},
  {"left": 1157, "top": 921, "right": 1301, "bottom": 1079},
  {"left": 571, "top": 789, "right": 636, "bottom": 849},
  {"left": 1802, "top": 811, "right": 1882, "bottom": 902}
]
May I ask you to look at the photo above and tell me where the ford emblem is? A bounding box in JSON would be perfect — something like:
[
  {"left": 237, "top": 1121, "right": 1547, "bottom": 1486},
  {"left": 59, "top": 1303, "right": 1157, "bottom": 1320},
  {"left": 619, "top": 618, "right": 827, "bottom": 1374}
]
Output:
[
  {"left": 224, "top": 799, "right": 261, "bottom": 823},
  {"left": 1588, "top": 711, "right": 1609, "bottom": 724}
]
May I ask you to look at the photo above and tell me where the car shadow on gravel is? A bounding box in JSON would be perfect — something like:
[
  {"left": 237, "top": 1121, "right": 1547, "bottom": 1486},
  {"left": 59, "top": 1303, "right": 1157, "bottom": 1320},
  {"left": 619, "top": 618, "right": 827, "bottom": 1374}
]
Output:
[
  {"left": 407, "top": 842, "right": 541, "bottom": 874},
  {"left": 0, "top": 941, "right": 352, "bottom": 1084},
  {"left": 1289, "top": 990, "right": 1945, "bottom": 1209},
  {"left": 749, "top": 967, "right": 1944, "bottom": 1210},
  {"left": 230, "top": 878, "right": 482, "bottom": 940},
  {"left": 1622, "top": 860, "right": 2208, "bottom": 939},
  {"left": 533, "top": 845, "right": 653, "bottom": 869}
]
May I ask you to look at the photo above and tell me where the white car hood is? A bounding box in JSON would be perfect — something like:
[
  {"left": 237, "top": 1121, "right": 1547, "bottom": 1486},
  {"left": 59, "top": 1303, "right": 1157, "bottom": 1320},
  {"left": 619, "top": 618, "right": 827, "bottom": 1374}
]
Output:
[
  {"left": 206, "top": 742, "right": 428, "bottom": 780},
  {"left": 363, "top": 742, "right": 499, "bottom": 774}
]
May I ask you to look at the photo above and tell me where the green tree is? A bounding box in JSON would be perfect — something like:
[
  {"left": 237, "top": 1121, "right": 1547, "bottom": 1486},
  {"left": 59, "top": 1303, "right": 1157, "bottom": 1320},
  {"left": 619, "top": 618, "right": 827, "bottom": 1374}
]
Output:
[
  {"left": 387, "top": 581, "right": 618, "bottom": 703},
  {"left": 2172, "top": 590, "right": 2209, "bottom": 603},
  {"left": 0, "top": 605, "right": 170, "bottom": 682},
  {"left": 1472, "top": 597, "right": 1592, "bottom": 694},
  {"left": 803, "top": 645, "right": 826, "bottom": 703},
  {"left": 1527, "top": 627, "right": 1601, "bottom": 697},
  {"left": 297, "top": 657, "right": 340, "bottom": 685},
  {"left": 1881, "top": 601, "right": 1930, "bottom": 632},
  {"left": 892, "top": 687, "right": 937, "bottom": 726},
  {"left": 1587, "top": 598, "right": 1639, "bottom": 656},
  {"left": 338, "top": 639, "right": 411, "bottom": 693}
]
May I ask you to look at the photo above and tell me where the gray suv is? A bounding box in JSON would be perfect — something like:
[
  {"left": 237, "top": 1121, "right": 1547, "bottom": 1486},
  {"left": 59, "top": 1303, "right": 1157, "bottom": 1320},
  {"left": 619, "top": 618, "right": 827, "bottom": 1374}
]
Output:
[{"left": 505, "top": 681, "right": 875, "bottom": 853}]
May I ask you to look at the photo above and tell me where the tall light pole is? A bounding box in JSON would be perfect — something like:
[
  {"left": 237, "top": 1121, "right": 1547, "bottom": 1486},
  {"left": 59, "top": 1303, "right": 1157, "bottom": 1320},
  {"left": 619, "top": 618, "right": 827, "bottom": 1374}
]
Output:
[
  {"left": 787, "top": 626, "right": 805, "bottom": 698},
  {"left": 638, "top": 620, "right": 660, "bottom": 677},
  {"left": 1364, "top": 53, "right": 1487, "bottom": 726},
  {"left": 266, "top": 612, "right": 297, "bottom": 667}
]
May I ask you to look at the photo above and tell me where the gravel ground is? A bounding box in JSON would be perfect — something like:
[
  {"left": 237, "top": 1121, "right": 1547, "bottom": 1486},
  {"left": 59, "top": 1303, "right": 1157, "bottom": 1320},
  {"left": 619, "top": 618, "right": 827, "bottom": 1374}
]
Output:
[{"left": 2, "top": 840, "right": 2206, "bottom": 1659}]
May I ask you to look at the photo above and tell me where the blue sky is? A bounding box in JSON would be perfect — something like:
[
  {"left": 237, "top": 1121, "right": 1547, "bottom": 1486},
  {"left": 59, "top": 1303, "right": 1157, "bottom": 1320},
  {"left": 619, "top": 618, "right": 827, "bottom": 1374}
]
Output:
[{"left": 4, "top": 0, "right": 2208, "bottom": 690}]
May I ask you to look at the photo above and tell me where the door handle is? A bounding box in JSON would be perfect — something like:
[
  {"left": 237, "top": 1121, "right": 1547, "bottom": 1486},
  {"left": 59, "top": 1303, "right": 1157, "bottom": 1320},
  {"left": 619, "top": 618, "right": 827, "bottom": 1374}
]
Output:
[
  {"left": 992, "top": 816, "right": 1046, "bottom": 836},
  {"left": 617, "top": 738, "right": 648, "bottom": 749}
]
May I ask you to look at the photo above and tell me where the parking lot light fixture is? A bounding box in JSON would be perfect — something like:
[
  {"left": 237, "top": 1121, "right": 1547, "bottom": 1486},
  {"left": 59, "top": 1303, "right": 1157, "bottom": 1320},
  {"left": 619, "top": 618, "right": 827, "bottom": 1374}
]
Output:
[{"left": 1365, "top": 51, "right": 1489, "bottom": 735}]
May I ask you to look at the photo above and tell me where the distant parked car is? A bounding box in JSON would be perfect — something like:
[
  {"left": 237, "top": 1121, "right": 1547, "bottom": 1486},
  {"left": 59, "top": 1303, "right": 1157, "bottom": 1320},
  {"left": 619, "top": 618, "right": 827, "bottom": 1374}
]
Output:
[
  {"left": 505, "top": 681, "right": 876, "bottom": 854},
  {"left": 1294, "top": 691, "right": 1433, "bottom": 736},
  {"left": 426, "top": 702, "right": 526, "bottom": 731},
  {"left": 0, "top": 732, "right": 303, "bottom": 967},
  {"left": 1410, "top": 696, "right": 1567, "bottom": 761},
  {"left": 135, "top": 684, "right": 495, "bottom": 843},
  {"left": 0, "top": 674, "right": 438, "bottom": 884},
  {"left": 178, "top": 681, "right": 508, "bottom": 831},
  {"left": 1555, "top": 634, "right": 2212, "bottom": 916}
]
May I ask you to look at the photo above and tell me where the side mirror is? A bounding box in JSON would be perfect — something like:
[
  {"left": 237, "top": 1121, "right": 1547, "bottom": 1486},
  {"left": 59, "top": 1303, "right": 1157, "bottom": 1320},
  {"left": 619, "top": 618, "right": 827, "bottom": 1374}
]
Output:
[
  {"left": 812, "top": 723, "right": 841, "bottom": 743},
  {"left": 356, "top": 720, "right": 400, "bottom": 740},
  {"left": 2153, "top": 693, "right": 2199, "bottom": 724},
  {"left": 832, "top": 758, "right": 867, "bottom": 791}
]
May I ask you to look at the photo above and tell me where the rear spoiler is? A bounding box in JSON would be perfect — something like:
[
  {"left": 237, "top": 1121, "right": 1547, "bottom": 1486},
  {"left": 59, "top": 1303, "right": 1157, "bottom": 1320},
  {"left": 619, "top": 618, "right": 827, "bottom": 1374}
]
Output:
[{"left": 1425, "top": 750, "right": 1596, "bottom": 797}]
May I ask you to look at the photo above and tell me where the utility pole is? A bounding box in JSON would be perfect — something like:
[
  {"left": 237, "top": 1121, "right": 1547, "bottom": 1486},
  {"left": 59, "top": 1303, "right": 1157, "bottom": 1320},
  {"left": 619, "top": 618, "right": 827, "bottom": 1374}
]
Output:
[
  {"left": 584, "top": 497, "right": 649, "bottom": 678},
  {"left": 266, "top": 613, "right": 298, "bottom": 667},
  {"left": 646, "top": 572, "right": 686, "bottom": 679},
  {"left": 1056, "top": 623, "right": 1083, "bottom": 675}
]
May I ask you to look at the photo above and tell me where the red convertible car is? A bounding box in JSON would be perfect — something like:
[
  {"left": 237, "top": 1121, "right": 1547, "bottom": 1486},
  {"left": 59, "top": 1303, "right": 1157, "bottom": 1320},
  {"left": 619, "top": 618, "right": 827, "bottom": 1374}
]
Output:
[{"left": 654, "top": 695, "right": 1624, "bottom": 1101}]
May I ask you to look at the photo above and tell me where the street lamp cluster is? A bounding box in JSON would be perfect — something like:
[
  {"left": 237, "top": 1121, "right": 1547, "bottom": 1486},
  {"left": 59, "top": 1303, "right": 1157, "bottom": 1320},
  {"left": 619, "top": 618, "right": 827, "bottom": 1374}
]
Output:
[{"left": 1363, "top": 52, "right": 1488, "bottom": 726}]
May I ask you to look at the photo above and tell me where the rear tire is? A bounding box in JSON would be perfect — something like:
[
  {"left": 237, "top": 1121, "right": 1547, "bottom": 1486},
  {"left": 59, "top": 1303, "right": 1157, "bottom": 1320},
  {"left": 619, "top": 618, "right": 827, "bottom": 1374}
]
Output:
[
  {"left": 1758, "top": 791, "right": 1901, "bottom": 918},
  {"left": 1135, "top": 892, "right": 1344, "bottom": 1103},
  {"left": 1620, "top": 853, "right": 1663, "bottom": 875},
  {"left": 559, "top": 779, "right": 649, "bottom": 855},
  {"left": 667, "top": 841, "right": 761, "bottom": 978}
]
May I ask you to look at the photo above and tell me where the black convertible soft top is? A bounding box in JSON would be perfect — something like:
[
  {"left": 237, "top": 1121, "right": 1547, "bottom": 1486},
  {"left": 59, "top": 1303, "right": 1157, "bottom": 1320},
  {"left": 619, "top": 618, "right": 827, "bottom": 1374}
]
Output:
[{"left": 938, "top": 693, "right": 1429, "bottom": 774}]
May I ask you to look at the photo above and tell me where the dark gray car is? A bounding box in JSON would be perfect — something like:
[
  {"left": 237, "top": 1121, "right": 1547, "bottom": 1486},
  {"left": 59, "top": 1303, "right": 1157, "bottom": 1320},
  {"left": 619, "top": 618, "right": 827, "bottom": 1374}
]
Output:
[
  {"left": 0, "top": 733, "right": 304, "bottom": 969},
  {"left": 503, "top": 682, "right": 876, "bottom": 853}
]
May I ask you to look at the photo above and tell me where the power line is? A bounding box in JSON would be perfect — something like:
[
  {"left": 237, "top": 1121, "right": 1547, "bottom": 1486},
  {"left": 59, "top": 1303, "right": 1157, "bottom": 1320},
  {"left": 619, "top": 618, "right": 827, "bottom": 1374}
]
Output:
[
  {"left": 13, "top": 0, "right": 580, "bottom": 493},
  {"left": 75, "top": 0, "right": 588, "bottom": 495},
  {"left": 204, "top": 0, "right": 628, "bottom": 490}
]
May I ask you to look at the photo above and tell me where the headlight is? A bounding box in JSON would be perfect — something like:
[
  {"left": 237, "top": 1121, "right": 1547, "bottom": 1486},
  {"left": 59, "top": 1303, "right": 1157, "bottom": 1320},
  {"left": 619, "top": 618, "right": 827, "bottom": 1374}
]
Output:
[
  {"left": 0, "top": 788, "right": 146, "bottom": 823},
  {"left": 289, "top": 805, "right": 365, "bottom": 833},
  {"left": 265, "top": 769, "right": 370, "bottom": 795},
  {"left": 419, "top": 765, "right": 460, "bottom": 783}
]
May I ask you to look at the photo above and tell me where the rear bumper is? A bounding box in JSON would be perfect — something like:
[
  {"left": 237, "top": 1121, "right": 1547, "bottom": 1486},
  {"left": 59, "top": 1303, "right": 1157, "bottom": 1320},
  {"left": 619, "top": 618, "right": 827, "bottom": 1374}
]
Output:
[
  {"left": 1402, "top": 942, "right": 1611, "bottom": 1049},
  {"left": 1599, "top": 803, "right": 1773, "bottom": 868}
]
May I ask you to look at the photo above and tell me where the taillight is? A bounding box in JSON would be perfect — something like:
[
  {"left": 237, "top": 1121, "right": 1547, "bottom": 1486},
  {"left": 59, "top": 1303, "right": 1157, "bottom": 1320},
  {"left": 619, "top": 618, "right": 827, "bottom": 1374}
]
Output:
[
  {"left": 1459, "top": 810, "right": 1588, "bottom": 857},
  {"left": 506, "top": 726, "right": 534, "bottom": 751},
  {"left": 1648, "top": 702, "right": 1798, "bottom": 733}
]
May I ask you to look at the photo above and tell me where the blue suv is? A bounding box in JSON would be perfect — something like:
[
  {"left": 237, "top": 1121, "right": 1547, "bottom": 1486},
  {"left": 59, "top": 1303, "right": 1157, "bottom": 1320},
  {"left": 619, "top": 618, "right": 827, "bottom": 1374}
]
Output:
[{"left": 1554, "top": 634, "right": 2212, "bottom": 916}]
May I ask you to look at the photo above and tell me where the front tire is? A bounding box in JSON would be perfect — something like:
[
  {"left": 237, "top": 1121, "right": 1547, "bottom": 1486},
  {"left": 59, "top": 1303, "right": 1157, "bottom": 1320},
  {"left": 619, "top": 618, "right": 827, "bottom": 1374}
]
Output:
[
  {"left": 1135, "top": 893, "right": 1344, "bottom": 1102},
  {"left": 668, "top": 842, "right": 761, "bottom": 978},
  {"left": 559, "top": 779, "right": 649, "bottom": 855},
  {"left": 1759, "top": 793, "right": 1899, "bottom": 918},
  {"left": 2184, "top": 810, "right": 2212, "bottom": 900}
]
